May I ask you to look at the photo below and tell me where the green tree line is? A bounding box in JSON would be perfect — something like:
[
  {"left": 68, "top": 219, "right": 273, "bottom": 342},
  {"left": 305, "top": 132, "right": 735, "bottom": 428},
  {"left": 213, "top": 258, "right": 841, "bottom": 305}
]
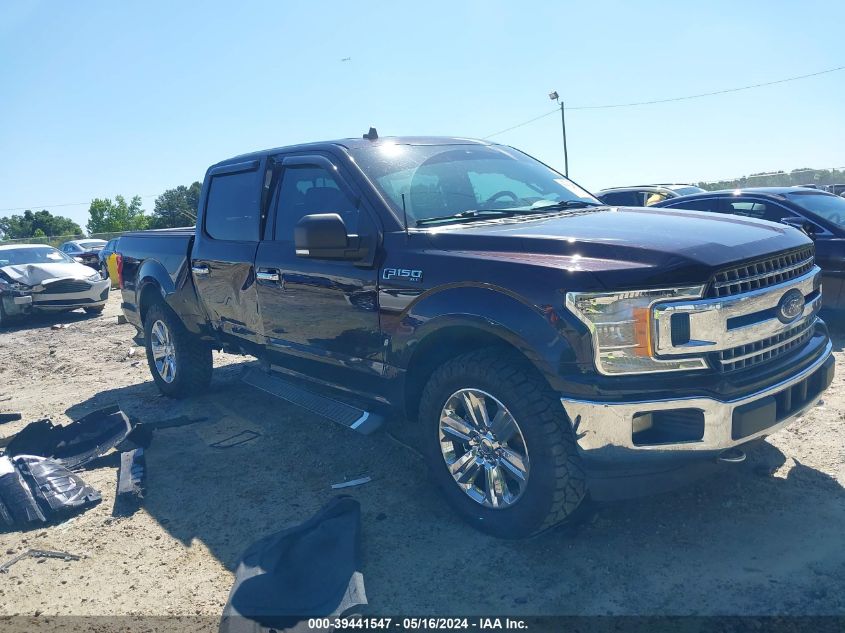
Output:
[
  {"left": 4, "top": 165, "right": 842, "bottom": 242},
  {"left": 0, "top": 181, "right": 201, "bottom": 241},
  {"left": 698, "top": 167, "right": 845, "bottom": 191}
]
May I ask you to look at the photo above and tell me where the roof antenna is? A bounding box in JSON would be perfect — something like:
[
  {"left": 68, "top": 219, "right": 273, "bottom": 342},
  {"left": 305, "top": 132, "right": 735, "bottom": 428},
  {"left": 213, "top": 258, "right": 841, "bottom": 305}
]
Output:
[
  {"left": 363, "top": 127, "right": 378, "bottom": 141},
  {"left": 401, "top": 192, "right": 410, "bottom": 239}
]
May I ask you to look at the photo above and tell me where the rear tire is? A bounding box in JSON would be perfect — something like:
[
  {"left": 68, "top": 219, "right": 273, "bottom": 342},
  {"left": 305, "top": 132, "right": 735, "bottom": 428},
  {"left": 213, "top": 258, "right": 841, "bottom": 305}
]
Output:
[
  {"left": 143, "top": 302, "right": 212, "bottom": 398},
  {"left": 419, "top": 347, "right": 586, "bottom": 538}
]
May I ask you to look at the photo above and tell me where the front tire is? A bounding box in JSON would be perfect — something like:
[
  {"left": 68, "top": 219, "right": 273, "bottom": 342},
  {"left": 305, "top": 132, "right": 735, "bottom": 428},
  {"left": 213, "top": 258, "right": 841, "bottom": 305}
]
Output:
[
  {"left": 143, "top": 302, "right": 212, "bottom": 398},
  {"left": 419, "top": 347, "right": 586, "bottom": 538}
]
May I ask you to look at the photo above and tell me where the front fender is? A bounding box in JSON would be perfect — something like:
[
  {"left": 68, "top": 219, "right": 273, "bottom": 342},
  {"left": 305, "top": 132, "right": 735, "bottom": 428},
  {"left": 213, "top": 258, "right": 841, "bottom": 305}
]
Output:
[{"left": 385, "top": 284, "right": 577, "bottom": 387}]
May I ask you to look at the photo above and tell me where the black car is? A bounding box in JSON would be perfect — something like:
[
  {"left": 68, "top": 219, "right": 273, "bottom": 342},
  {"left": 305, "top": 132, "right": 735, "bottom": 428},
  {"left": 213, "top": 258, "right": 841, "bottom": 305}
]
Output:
[
  {"left": 58, "top": 239, "right": 108, "bottom": 270},
  {"left": 654, "top": 187, "right": 845, "bottom": 309}
]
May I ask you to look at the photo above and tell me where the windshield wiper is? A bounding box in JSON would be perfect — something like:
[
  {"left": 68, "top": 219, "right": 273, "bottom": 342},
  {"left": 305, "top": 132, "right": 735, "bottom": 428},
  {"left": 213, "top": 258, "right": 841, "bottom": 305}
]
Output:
[
  {"left": 528, "top": 200, "right": 604, "bottom": 211},
  {"left": 415, "top": 201, "right": 605, "bottom": 226},
  {"left": 415, "top": 209, "right": 520, "bottom": 226}
]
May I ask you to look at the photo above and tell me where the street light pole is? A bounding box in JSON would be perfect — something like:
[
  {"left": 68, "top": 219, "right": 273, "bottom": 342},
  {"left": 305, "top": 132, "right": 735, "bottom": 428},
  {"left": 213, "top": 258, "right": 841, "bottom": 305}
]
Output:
[{"left": 549, "top": 91, "right": 569, "bottom": 177}]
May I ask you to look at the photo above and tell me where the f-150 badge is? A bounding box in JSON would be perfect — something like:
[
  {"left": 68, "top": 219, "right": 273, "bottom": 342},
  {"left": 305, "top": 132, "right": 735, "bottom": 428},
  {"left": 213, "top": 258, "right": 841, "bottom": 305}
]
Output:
[{"left": 382, "top": 268, "right": 423, "bottom": 282}]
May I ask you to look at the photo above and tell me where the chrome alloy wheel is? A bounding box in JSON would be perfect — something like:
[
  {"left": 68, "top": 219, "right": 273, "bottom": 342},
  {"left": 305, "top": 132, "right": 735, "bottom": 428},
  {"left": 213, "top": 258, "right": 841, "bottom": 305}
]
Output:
[
  {"left": 150, "top": 319, "right": 177, "bottom": 384},
  {"left": 438, "top": 388, "right": 530, "bottom": 509}
]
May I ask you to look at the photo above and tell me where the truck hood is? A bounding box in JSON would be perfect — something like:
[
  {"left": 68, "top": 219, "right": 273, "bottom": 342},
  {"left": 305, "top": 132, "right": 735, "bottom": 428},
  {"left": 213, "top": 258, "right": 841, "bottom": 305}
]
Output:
[
  {"left": 0, "top": 262, "right": 96, "bottom": 287},
  {"left": 422, "top": 206, "right": 813, "bottom": 289}
]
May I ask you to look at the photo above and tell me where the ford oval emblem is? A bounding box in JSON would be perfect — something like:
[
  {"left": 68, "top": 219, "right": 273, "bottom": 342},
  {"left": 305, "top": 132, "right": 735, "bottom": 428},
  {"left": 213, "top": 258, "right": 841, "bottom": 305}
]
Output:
[{"left": 777, "top": 288, "right": 805, "bottom": 323}]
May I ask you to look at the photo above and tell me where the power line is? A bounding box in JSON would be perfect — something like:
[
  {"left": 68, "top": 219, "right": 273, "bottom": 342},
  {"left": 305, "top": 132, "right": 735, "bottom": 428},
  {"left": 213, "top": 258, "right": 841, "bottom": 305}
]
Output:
[
  {"left": 3, "top": 64, "right": 843, "bottom": 213},
  {"left": 483, "top": 64, "right": 845, "bottom": 138},
  {"left": 0, "top": 194, "right": 158, "bottom": 213}
]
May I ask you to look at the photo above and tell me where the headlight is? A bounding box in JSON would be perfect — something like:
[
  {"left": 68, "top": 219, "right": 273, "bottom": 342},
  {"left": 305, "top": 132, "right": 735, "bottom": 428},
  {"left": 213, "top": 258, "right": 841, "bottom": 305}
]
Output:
[
  {"left": 566, "top": 286, "right": 708, "bottom": 375},
  {"left": 0, "top": 277, "right": 30, "bottom": 292},
  {"left": 87, "top": 271, "right": 103, "bottom": 281}
]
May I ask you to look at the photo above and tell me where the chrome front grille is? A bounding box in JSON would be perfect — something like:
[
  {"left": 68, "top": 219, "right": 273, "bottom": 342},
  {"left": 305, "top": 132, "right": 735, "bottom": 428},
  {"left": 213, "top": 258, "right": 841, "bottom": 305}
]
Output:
[
  {"left": 709, "top": 246, "right": 815, "bottom": 298},
  {"left": 43, "top": 280, "right": 91, "bottom": 294},
  {"left": 716, "top": 317, "right": 817, "bottom": 373},
  {"left": 653, "top": 265, "right": 822, "bottom": 375}
]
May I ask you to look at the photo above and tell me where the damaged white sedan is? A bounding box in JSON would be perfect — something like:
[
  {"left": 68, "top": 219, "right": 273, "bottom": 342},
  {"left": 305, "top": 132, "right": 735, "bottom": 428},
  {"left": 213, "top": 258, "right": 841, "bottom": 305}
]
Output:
[{"left": 0, "top": 244, "right": 110, "bottom": 326}]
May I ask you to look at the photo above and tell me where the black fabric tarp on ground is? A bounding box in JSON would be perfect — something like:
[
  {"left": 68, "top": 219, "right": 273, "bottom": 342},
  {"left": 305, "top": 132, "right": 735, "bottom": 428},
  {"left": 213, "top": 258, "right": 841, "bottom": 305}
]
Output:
[{"left": 220, "top": 496, "right": 367, "bottom": 633}]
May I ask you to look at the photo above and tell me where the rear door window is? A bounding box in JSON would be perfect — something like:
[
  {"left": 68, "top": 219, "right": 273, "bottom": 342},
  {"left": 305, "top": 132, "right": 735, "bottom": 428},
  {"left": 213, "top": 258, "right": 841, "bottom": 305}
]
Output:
[{"left": 204, "top": 169, "right": 262, "bottom": 241}]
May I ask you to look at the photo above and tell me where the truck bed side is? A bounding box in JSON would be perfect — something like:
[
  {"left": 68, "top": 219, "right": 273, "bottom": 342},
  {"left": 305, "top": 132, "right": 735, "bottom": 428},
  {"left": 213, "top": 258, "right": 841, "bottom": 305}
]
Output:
[{"left": 118, "top": 228, "right": 208, "bottom": 336}]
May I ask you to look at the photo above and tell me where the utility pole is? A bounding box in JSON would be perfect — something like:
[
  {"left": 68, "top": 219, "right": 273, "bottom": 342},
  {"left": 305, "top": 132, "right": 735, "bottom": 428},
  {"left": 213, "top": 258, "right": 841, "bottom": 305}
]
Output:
[{"left": 548, "top": 91, "right": 569, "bottom": 177}]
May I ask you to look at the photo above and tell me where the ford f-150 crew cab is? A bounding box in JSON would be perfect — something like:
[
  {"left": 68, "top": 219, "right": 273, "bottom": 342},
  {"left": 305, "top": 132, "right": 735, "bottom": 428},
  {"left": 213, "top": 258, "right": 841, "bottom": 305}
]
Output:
[{"left": 118, "top": 134, "right": 834, "bottom": 538}]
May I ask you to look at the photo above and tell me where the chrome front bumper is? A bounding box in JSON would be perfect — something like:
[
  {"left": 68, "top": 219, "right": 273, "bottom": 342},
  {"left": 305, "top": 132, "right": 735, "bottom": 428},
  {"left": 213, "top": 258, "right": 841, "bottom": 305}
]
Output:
[{"left": 561, "top": 340, "right": 834, "bottom": 461}]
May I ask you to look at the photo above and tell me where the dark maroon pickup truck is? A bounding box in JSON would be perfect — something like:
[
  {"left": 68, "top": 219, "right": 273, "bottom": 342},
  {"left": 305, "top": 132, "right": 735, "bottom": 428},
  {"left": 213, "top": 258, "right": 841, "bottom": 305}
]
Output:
[{"left": 115, "top": 135, "right": 834, "bottom": 537}]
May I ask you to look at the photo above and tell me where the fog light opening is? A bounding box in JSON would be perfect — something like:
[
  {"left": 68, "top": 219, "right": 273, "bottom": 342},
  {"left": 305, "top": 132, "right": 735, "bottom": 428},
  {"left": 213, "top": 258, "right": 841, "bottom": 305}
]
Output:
[{"left": 632, "top": 409, "right": 705, "bottom": 446}]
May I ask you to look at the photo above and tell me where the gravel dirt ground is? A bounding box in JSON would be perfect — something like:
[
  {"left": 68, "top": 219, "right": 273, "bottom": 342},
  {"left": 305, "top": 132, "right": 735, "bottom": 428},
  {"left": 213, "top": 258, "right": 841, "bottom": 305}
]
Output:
[{"left": 0, "top": 293, "right": 843, "bottom": 622}]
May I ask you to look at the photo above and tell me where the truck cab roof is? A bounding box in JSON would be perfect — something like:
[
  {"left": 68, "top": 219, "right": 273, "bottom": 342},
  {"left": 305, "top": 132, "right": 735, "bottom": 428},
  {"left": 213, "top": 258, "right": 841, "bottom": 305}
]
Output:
[{"left": 216, "top": 136, "right": 495, "bottom": 168}]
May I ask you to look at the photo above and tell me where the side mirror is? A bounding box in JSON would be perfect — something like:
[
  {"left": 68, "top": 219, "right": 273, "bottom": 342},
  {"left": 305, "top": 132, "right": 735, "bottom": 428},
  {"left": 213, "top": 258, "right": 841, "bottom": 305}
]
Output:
[
  {"left": 294, "top": 213, "right": 367, "bottom": 260},
  {"left": 781, "top": 216, "right": 818, "bottom": 237},
  {"left": 73, "top": 257, "right": 84, "bottom": 263}
]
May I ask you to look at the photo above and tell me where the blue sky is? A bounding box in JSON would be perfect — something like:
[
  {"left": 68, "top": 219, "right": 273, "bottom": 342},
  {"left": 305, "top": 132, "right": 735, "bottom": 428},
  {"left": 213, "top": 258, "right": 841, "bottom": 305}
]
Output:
[{"left": 1, "top": 0, "right": 843, "bottom": 229}]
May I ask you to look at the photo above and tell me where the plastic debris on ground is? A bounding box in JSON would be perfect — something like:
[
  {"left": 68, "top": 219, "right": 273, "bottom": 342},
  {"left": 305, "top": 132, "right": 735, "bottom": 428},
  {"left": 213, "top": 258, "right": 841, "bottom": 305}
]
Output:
[
  {"left": 113, "top": 448, "right": 146, "bottom": 517},
  {"left": 0, "top": 548, "right": 81, "bottom": 573},
  {"left": 0, "top": 406, "right": 154, "bottom": 530},
  {"left": 4, "top": 405, "right": 132, "bottom": 470},
  {"left": 0, "top": 454, "right": 101, "bottom": 529}
]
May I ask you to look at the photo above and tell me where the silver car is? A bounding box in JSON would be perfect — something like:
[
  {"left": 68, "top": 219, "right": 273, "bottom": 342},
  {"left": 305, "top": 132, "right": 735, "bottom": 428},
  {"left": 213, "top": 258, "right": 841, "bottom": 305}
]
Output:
[{"left": 0, "top": 244, "right": 110, "bottom": 326}]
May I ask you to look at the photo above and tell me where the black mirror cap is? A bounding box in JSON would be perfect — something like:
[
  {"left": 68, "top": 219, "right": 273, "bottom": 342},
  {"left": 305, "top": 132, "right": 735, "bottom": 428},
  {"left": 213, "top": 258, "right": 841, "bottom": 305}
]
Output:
[{"left": 294, "top": 213, "right": 367, "bottom": 260}]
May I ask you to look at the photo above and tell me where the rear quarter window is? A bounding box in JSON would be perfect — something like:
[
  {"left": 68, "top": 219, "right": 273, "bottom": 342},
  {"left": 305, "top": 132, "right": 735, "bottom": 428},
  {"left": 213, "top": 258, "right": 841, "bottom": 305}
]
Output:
[{"left": 204, "top": 170, "right": 262, "bottom": 241}]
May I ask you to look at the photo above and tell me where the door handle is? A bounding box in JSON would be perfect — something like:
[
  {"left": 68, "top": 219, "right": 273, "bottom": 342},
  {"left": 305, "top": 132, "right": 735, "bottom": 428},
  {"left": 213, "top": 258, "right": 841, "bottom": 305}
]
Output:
[
  {"left": 192, "top": 263, "right": 210, "bottom": 276},
  {"left": 256, "top": 268, "right": 281, "bottom": 284}
]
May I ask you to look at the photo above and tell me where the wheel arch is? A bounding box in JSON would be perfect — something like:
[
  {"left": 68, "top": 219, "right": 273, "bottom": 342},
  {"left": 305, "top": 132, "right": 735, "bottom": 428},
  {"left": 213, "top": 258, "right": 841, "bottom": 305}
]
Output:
[{"left": 399, "top": 318, "right": 572, "bottom": 422}]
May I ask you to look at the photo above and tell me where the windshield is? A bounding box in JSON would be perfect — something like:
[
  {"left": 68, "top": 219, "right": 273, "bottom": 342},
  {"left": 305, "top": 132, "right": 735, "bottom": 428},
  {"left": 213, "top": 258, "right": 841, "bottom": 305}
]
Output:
[
  {"left": 0, "top": 246, "right": 74, "bottom": 266},
  {"left": 785, "top": 191, "right": 845, "bottom": 229},
  {"left": 350, "top": 143, "right": 599, "bottom": 224}
]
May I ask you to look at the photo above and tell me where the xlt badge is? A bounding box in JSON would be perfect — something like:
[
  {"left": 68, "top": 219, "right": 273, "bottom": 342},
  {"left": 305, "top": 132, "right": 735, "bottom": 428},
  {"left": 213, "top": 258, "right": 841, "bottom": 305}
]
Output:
[{"left": 383, "top": 268, "right": 423, "bottom": 282}]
